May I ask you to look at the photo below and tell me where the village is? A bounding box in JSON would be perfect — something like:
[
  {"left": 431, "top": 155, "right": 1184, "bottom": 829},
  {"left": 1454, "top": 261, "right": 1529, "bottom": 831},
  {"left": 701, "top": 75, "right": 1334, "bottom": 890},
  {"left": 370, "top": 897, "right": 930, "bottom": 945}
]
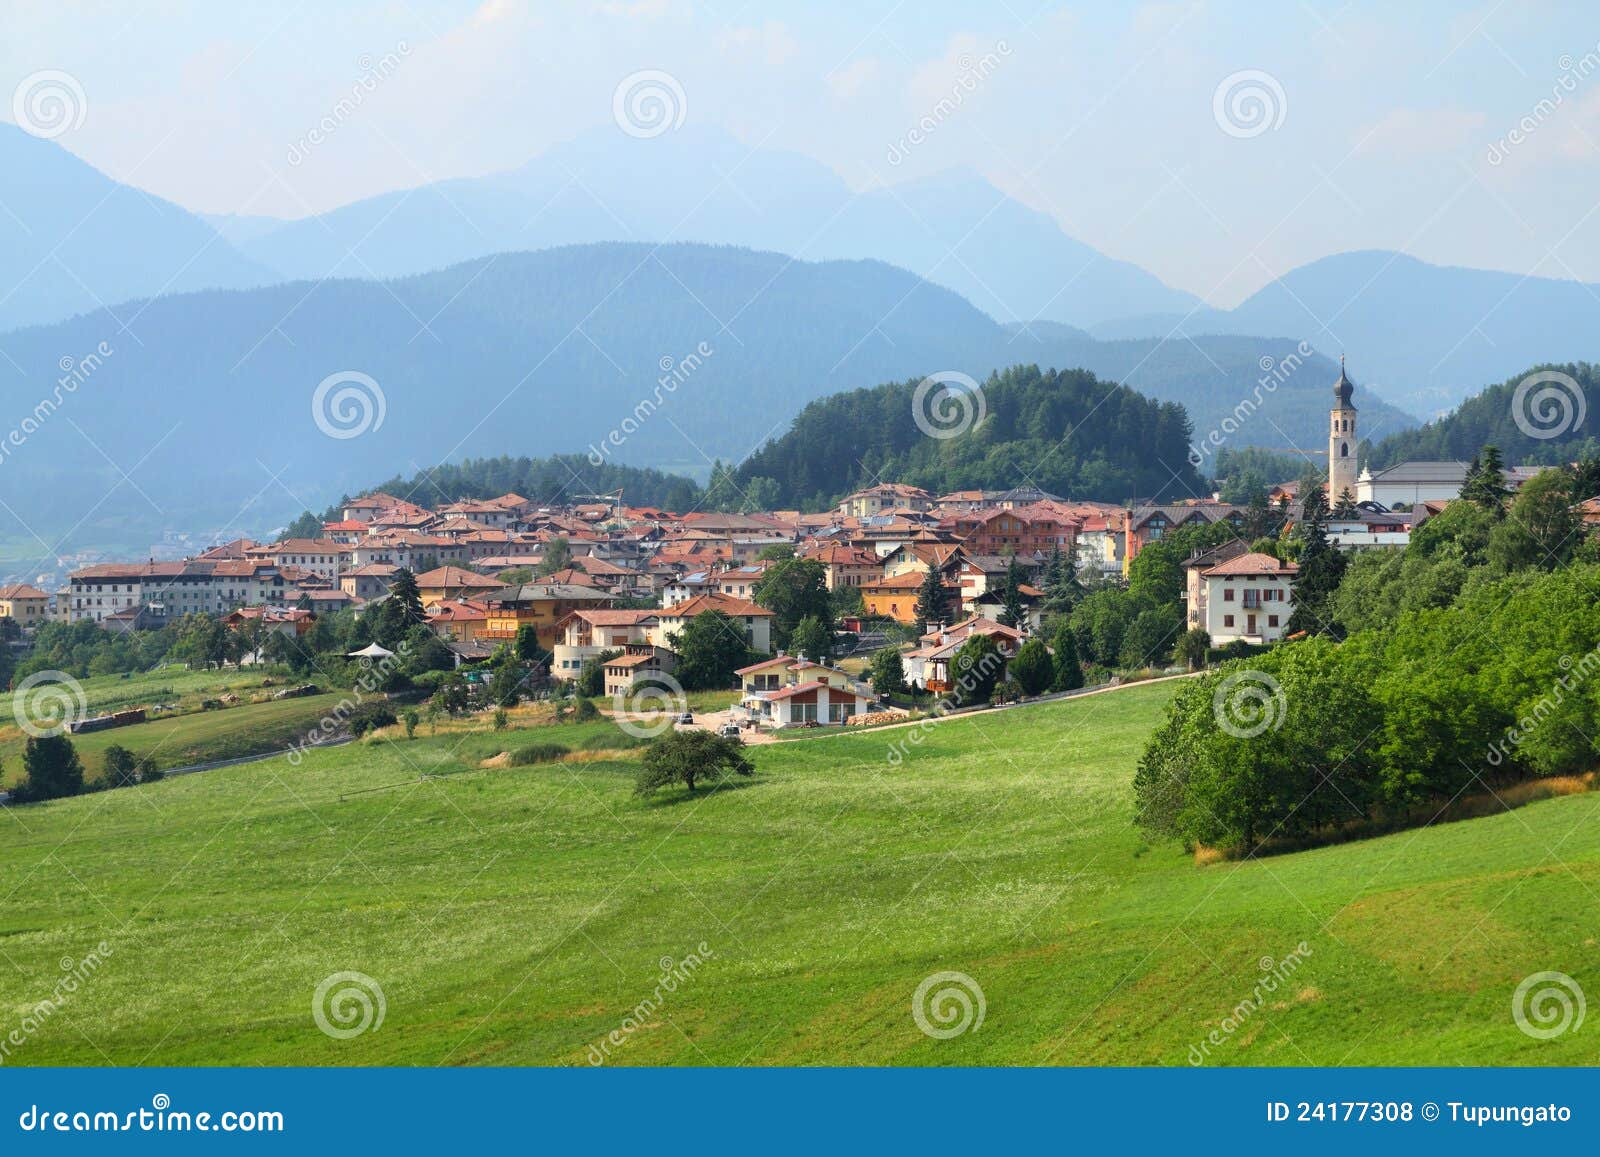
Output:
[{"left": 5, "top": 370, "right": 1588, "bottom": 739}]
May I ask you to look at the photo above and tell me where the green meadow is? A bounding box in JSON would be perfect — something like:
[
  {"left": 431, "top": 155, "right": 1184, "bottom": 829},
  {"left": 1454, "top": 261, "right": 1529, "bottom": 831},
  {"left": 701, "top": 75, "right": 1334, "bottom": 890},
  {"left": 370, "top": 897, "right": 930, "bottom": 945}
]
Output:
[
  {"left": 0, "top": 667, "right": 343, "bottom": 787},
  {"left": 2, "top": 680, "right": 1596, "bottom": 1066}
]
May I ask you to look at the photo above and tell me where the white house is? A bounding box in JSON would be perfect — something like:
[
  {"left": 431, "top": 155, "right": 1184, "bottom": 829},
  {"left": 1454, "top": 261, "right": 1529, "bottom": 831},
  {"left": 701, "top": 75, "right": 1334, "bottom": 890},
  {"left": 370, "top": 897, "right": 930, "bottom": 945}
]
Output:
[
  {"left": 1196, "top": 551, "right": 1297, "bottom": 645},
  {"left": 651, "top": 593, "right": 774, "bottom": 654},
  {"left": 551, "top": 609, "right": 660, "bottom": 679},
  {"left": 736, "top": 655, "right": 876, "bottom": 727}
]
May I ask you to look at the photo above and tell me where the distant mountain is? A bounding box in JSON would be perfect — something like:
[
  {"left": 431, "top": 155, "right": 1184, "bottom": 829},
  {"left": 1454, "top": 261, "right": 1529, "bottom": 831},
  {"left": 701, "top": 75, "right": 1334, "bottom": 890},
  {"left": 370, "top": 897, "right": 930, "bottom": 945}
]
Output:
[
  {"left": 224, "top": 126, "right": 1199, "bottom": 330},
  {"left": 1368, "top": 362, "right": 1599, "bottom": 471},
  {"left": 0, "top": 125, "right": 274, "bottom": 332},
  {"left": 1090, "top": 251, "right": 1600, "bottom": 416},
  {"left": 0, "top": 242, "right": 1412, "bottom": 564}
]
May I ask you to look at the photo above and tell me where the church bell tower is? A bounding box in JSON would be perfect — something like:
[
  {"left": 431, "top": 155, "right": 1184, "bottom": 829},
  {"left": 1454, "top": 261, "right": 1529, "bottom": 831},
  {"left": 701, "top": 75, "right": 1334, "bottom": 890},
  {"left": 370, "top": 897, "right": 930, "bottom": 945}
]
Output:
[{"left": 1328, "top": 356, "right": 1358, "bottom": 500}]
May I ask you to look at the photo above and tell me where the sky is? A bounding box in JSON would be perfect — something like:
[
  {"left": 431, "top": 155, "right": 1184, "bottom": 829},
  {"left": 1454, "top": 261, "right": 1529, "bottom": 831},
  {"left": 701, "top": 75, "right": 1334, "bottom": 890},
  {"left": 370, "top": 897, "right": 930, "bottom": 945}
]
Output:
[{"left": 4, "top": 0, "right": 1599, "bottom": 306}]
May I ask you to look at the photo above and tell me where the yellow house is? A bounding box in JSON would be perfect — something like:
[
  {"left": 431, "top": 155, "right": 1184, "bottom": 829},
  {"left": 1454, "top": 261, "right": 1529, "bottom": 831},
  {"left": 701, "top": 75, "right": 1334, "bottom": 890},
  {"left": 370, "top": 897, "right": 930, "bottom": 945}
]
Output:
[
  {"left": 860, "top": 571, "right": 934, "bottom": 624},
  {"left": 0, "top": 584, "right": 50, "bottom": 626},
  {"left": 413, "top": 565, "right": 503, "bottom": 607},
  {"left": 481, "top": 583, "right": 618, "bottom": 649}
]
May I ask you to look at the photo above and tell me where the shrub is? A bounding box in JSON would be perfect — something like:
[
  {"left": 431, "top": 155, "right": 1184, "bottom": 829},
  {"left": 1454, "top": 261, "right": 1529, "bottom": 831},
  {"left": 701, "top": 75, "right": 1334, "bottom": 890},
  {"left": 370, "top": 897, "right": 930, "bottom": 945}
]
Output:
[
  {"left": 347, "top": 702, "right": 398, "bottom": 738},
  {"left": 492, "top": 708, "right": 509, "bottom": 731},
  {"left": 508, "top": 743, "right": 570, "bottom": 766},
  {"left": 573, "top": 697, "right": 600, "bottom": 722}
]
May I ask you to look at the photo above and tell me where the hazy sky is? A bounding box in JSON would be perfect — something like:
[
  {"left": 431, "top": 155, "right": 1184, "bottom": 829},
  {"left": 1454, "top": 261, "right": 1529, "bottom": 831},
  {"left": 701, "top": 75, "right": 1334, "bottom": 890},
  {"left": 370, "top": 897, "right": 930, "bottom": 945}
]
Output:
[{"left": 5, "top": 1, "right": 1599, "bottom": 305}]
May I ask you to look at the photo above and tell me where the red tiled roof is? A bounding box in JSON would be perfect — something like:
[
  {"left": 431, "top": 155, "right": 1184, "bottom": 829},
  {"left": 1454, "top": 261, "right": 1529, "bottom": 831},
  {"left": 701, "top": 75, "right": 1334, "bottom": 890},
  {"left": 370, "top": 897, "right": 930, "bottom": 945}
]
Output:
[
  {"left": 1202, "top": 551, "right": 1298, "bottom": 577},
  {"left": 661, "top": 593, "right": 772, "bottom": 618}
]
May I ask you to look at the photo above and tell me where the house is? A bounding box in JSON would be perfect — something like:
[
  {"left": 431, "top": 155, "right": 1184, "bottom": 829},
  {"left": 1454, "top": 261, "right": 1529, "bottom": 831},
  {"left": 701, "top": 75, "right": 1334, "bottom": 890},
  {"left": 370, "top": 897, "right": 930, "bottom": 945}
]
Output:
[
  {"left": 1074, "top": 514, "right": 1125, "bottom": 577},
  {"left": 837, "top": 483, "right": 935, "bottom": 519},
  {"left": 223, "top": 606, "right": 315, "bottom": 638},
  {"left": 340, "top": 563, "right": 399, "bottom": 602},
  {"left": 966, "top": 584, "right": 1045, "bottom": 633},
  {"left": 801, "top": 543, "right": 883, "bottom": 590},
  {"left": 481, "top": 583, "right": 619, "bottom": 649},
  {"left": 861, "top": 570, "right": 940, "bottom": 624},
  {"left": 602, "top": 643, "right": 679, "bottom": 697},
  {"left": 934, "top": 486, "right": 1063, "bottom": 514},
  {"left": 1181, "top": 539, "right": 1251, "bottom": 633},
  {"left": 662, "top": 570, "right": 718, "bottom": 607},
  {"left": 902, "top": 616, "right": 1025, "bottom": 692},
  {"left": 1324, "top": 505, "right": 1411, "bottom": 550},
  {"left": 1124, "top": 503, "right": 1245, "bottom": 571},
  {"left": 943, "top": 505, "right": 1077, "bottom": 557},
  {"left": 0, "top": 583, "right": 50, "bottom": 626},
  {"left": 651, "top": 593, "right": 774, "bottom": 654},
  {"left": 426, "top": 599, "right": 489, "bottom": 643},
  {"left": 414, "top": 565, "right": 504, "bottom": 606},
  {"left": 736, "top": 655, "right": 876, "bottom": 727},
  {"left": 1196, "top": 551, "right": 1297, "bottom": 645},
  {"left": 251, "top": 538, "right": 348, "bottom": 581},
  {"left": 551, "top": 609, "right": 661, "bottom": 678},
  {"left": 68, "top": 560, "right": 294, "bottom": 623}
]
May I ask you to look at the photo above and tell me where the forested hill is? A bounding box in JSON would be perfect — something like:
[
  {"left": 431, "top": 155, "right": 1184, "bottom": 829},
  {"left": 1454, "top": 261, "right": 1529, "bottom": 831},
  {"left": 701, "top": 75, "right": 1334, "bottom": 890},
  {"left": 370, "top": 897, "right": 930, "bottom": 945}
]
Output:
[
  {"left": 338, "top": 455, "right": 700, "bottom": 517},
  {"left": 732, "top": 364, "right": 1206, "bottom": 509},
  {"left": 1368, "top": 362, "right": 1599, "bottom": 470}
]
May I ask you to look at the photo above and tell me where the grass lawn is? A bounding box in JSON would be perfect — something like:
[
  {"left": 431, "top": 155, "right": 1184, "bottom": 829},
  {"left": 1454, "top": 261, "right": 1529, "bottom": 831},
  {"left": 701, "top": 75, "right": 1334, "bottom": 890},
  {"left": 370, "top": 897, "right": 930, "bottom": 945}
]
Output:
[
  {"left": 0, "top": 690, "right": 346, "bottom": 786},
  {"left": 2, "top": 681, "right": 1597, "bottom": 1066}
]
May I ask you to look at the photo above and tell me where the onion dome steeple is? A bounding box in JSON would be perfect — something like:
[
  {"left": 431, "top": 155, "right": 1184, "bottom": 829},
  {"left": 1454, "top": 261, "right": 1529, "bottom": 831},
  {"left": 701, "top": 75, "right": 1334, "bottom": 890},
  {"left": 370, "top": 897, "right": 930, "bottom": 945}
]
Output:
[{"left": 1333, "top": 354, "right": 1356, "bottom": 408}]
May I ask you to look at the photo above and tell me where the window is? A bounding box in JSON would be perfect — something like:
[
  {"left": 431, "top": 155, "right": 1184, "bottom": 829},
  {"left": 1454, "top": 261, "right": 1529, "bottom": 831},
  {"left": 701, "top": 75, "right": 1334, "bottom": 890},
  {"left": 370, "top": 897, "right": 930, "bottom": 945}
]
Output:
[
  {"left": 1223, "top": 588, "right": 1234, "bottom": 602},
  {"left": 1268, "top": 615, "right": 1279, "bottom": 627},
  {"left": 1223, "top": 614, "right": 1234, "bottom": 627}
]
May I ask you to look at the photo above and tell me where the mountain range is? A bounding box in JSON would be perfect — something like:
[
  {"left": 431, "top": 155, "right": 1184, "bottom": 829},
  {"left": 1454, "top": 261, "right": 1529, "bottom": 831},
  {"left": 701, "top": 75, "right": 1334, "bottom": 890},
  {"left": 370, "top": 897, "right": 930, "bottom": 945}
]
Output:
[
  {"left": 1091, "top": 251, "right": 1600, "bottom": 417},
  {"left": 3, "top": 124, "right": 1594, "bottom": 420},
  {"left": 0, "top": 242, "right": 1412, "bottom": 564}
]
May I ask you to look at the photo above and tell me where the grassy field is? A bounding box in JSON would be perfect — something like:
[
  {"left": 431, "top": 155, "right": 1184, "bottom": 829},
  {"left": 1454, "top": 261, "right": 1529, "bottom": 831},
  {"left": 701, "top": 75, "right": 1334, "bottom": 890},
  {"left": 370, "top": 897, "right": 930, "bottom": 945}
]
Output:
[
  {"left": 0, "top": 667, "right": 346, "bottom": 786},
  {"left": 1, "top": 681, "right": 1597, "bottom": 1066}
]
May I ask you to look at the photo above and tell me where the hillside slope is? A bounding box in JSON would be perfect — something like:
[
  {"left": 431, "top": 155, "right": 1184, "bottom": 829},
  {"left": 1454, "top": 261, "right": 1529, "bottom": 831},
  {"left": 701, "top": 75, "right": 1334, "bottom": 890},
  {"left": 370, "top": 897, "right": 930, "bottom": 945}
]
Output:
[
  {"left": 0, "top": 125, "right": 274, "bottom": 331},
  {"left": 3, "top": 682, "right": 1595, "bottom": 1065}
]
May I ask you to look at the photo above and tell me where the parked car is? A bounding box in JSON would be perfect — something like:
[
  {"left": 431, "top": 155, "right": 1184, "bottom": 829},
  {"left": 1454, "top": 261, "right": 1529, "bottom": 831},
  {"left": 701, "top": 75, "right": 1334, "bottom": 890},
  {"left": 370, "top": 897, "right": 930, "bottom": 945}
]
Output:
[
  {"left": 675, "top": 712, "right": 694, "bottom": 724},
  {"left": 719, "top": 723, "right": 741, "bottom": 738}
]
